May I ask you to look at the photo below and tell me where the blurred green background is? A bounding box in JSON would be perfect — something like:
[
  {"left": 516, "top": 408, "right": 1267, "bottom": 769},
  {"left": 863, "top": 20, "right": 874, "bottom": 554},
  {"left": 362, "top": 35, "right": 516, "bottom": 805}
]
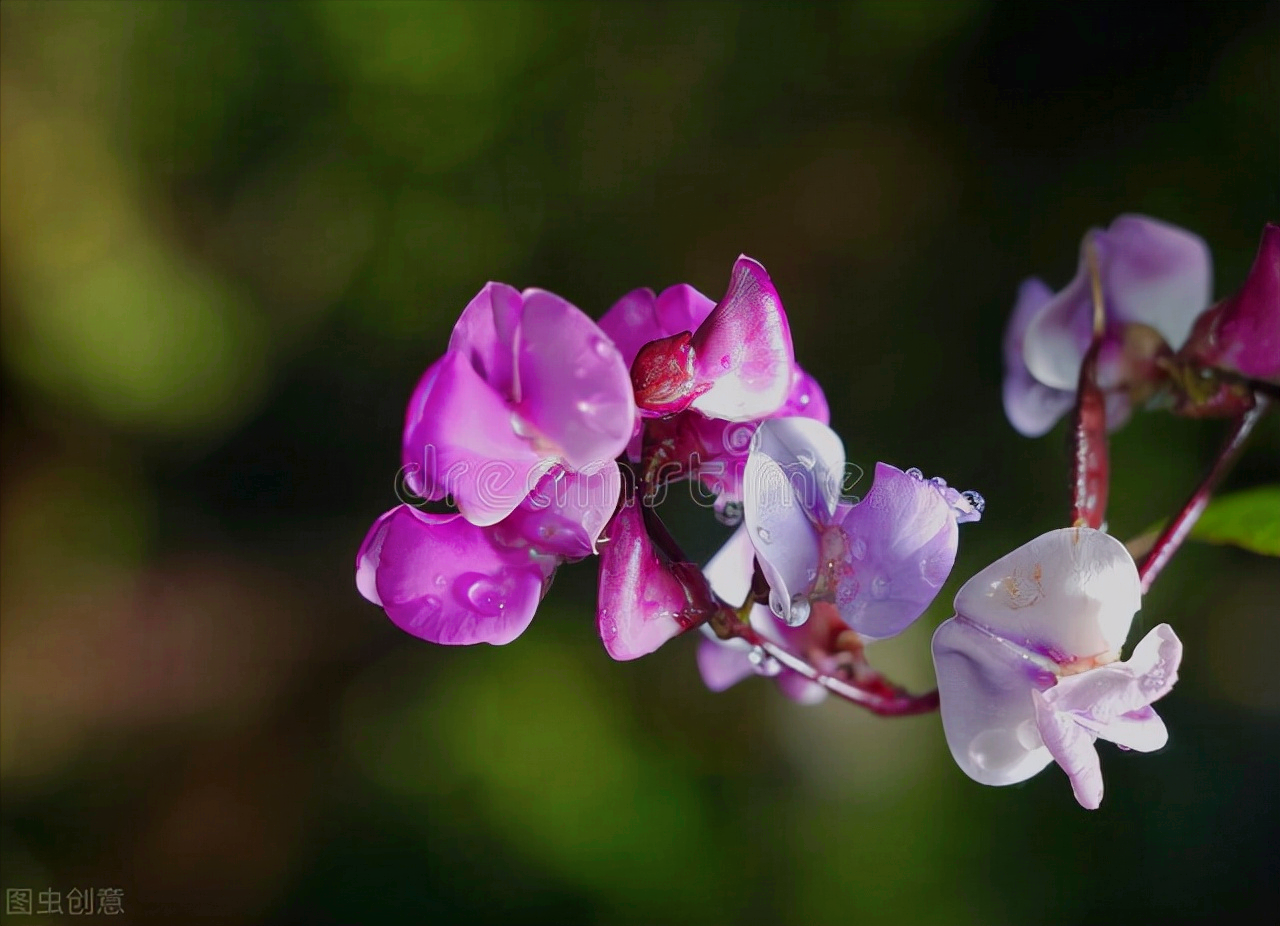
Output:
[{"left": 2, "top": 1, "right": 1278, "bottom": 923}]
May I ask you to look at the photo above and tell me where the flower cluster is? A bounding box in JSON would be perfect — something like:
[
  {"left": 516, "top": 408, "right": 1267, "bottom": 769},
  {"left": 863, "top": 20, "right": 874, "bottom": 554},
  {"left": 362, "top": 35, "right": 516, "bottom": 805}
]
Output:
[{"left": 358, "top": 217, "right": 1277, "bottom": 809}]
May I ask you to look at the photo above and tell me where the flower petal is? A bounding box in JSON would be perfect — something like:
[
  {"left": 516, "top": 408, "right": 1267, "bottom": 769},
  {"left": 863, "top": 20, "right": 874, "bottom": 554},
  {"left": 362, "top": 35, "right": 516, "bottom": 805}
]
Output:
[
  {"left": 598, "top": 288, "right": 661, "bottom": 368},
  {"left": 831, "top": 463, "right": 959, "bottom": 640},
  {"left": 401, "top": 351, "right": 548, "bottom": 525},
  {"left": 703, "top": 524, "right": 756, "bottom": 608},
  {"left": 689, "top": 256, "right": 795, "bottom": 421},
  {"left": 742, "top": 421, "right": 833, "bottom": 624},
  {"left": 514, "top": 289, "right": 637, "bottom": 470},
  {"left": 696, "top": 631, "right": 755, "bottom": 692},
  {"left": 953, "top": 527, "right": 1140, "bottom": 663},
  {"left": 1033, "top": 689, "right": 1106, "bottom": 809},
  {"left": 597, "top": 502, "right": 707, "bottom": 661},
  {"left": 932, "top": 616, "right": 1055, "bottom": 786},
  {"left": 492, "top": 463, "right": 622, "bottom": 559},
  {"left": 362, "top": 505, "right": 552, "bottom": 646},
  {"left": 448, "top": 282, "right": 523, "bottom": 399},
  {"left": 1003, "top": 277, "right": 1076, "bottom": 437}
]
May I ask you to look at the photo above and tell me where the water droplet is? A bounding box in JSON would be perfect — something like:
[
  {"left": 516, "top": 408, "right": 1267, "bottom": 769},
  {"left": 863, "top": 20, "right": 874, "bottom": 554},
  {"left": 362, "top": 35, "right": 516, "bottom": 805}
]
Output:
[
  {"left": 434, "top": 574, "right": 448, "bottom": 588},
  {"left": 961, "top": 490, "right": 986, "bottom": 514},
  {"left": 715, "top": 500, "right": 744, "bottom": 526},
  {"left": 768, "top": 587, "right": 786, "bottom": 618},
  {"left": 870, "top": 574, "right": 891, "bottom": 600},
  {"left": 409, "top": 595, "right": 443, "bottom": 627},
  {"left": 457, "top": 573, "right": 507, "bottom": 616},
  {"left": 747, "top": 646, "right": 782, "bottom": 677},
  {"left": 850, "top": 537, "right": 867, "bottom": 560},
  {"left": 784, "top": 596, "right": 811, "bottom": 626},
  {"left": 905, "top": 467, "right": 924, "bottom": 480},
  {"left": 589, "top": 335, "right": 614, "bottom": 358},
  {"left": 1015, "top": 719, "right": 1041, "bottom": 750},
  {"left": 756, "top": 526, "right": 772, "bottom": 543},
  {"left": 930, "top": 475, "right": 948, "bottom": 489}
]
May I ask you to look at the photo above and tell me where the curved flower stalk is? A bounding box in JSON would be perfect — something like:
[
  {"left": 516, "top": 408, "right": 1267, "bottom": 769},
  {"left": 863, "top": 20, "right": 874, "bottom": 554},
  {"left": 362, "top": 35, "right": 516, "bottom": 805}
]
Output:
[
  {"left": 1004, "top": 214, "right": 1212, "bottom": 436},
  {"left": 402, "top": 282, "right": 636, "bottom": 526},
  {"left": 932, "top": 527, "right": 1183, "bottom": 809},
  {"left": 737, "top": 417, "right": 981, "bottom": 635}
]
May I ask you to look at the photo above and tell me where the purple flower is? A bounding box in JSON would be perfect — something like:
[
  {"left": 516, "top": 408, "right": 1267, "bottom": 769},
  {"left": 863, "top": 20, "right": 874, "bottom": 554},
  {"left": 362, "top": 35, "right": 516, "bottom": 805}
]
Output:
[
  {"left": 358, "top": 466, "right": 621, "bottom": 645},
  {"left": 931, "top": 527, "right": 1183, "bottom": 809},
  {"left": 598, "top": 261, "right": 826, "bottom": 503},
  {"left": 402, "top": 282, "right": 637, "bottom": 526},
  {"left": 739, "top": 417, "right": 980, "bottom": 637},
  {"left": 1179, "top": 222, "right": 1280, "bottom": 383},
  {"left": 612, "top": 256, "right": 796, "bottom": 421},
  {"left": 1004, "top": 215, "right": 1212, "bottom": 436},
  {"left": 596, "top": 499, "right": 719, "bottom": 661}
]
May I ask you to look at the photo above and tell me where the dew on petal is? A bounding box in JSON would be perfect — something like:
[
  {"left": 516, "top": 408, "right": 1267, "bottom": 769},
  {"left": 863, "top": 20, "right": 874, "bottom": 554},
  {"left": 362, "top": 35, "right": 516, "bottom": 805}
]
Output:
[
  {"left": 905, "top": 467, "right": 924, "bottom": 480},
  {"left": 962, "top": 490, "right": 986, "bottom": 514},
  {"left": 870, "top": 574, "right": 892, "bottom": 600},
  {"left": 850, "top": 537, "right": 867, "bottom": 560},
  {"left": 756, "top": 526, "right": 773, "bottom": 543},
  {"left": 786, "top": 595, "right": 812, "bottom": 626},
  {"left": 456, "top": 573, "right": 508, "bottom": 616},
  {"left": 716, "top": 499, "right": 745, "bottom": 526},
  {"left": 748, "top": 646, "right": 783, "bottom": 677},
  {"left": 931, "top": 475, "right": 948, "bottom": 488}
]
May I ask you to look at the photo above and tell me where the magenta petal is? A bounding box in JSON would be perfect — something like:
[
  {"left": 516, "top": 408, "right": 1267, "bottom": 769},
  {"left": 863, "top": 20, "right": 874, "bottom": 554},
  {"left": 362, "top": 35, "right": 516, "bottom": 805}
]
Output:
[
  {"left": 514, "top": 289, "right": 637, "bottom": 470},
  {"left": 598, "top": 288, "right": 661, "bottom": 368},
  {"left": 401, "top": 351, "right": 548, "bottom": 526},
  {"left": 494, "top": 464, "right": 622, "bottom": 559},
  {"left": 597, "top": 502, "right": 702, "bottom": 661},
  {"left": 448, "top": 282, "right": 523, "bottom": 398},
  {"left": 1181, "top": 223, "right": 1280, "bottom": 381},
  {"left": 696, "top": 632, "right": 755, "bottom": 692},
  {"left": 1033, "top": 689, "right": 1105, "bottom": 810},
  {"left": 363, "top": 505, "right": 552, "bottom": 646},
  {"left": 1003, "top": 278, "right": 1076, "bottom": 437},
  {"left": 832, "top": 463, "right": 959, "bottom": 640},
  {"left": 777, "top": 366, "right": 830, "bottom": 423},
  {"left": 689, "top": 256, "right": 796, "bottom": 421},
  {"left": 356, "top": 507, "right": 397, "bottom": 606},
  {"left": 654, "top": 283, "right": 717, "bottom": 337}
]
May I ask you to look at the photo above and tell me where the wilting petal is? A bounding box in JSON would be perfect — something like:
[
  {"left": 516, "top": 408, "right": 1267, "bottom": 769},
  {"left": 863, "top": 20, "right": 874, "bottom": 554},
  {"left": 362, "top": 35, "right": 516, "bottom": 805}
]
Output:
[
  {"left": 1003, "top": 278, "right": 1076, "bottom": 437},
  {"left": 359, "top": 505, "right": 552, "bottom": 646},
  {"left": 401, "top": 351, "right": 548, "bottom": 525},
  {"left": 1024, "top": 216, "right": 1211, "bottom": 391},
  {"left": 831, "top": 463, "right": 959, "bottom": 640},
  {"left": 597, "top": 502, "right": 709, "bottom": 661},
  {"left": 492, "top": 464, "right": 622, "bottom": 559},
  {"left": 932, "top": 616, "right": 1056, "bottom": 786},
  {"left": 514, "top": 289, "right": 637, "bottom": 470},
  {"left": 696, "top": 632, "right": 755, "bottom": 692},
  {"left": 1033, "top": 689, "right": 1105, "bottom": 810},
  {"left": 742, "top": 423, "right": 828, "bottom": 625},
  {"left": 953, "top": 527, "right": 1141, "bottom": 663},
  {"left": 689, "top": 257, "right": 795, "bottom": 421},
  {"left": 448, "top": 281, "right": 523, "bottom": 399},
  {"left": 1181, "top": 223, "right": 1280, "bottom": 382}
]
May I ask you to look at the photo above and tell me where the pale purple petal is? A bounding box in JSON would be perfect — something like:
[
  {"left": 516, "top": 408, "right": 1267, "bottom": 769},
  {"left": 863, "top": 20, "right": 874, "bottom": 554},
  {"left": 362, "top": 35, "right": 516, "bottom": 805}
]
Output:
[
  {"left": 689, "top": 256, "right": 796, "bottom": 421},
  {"left": 932, "top": 616, "right": 1055, "bottom": 786},
  {"left": 356, "top": 507, "right": 396, "bottom": 606},
  {"left": 513, "top": 289, "right": 637, "bottom": 470},
  {"left": 448, "top": 282, "right": 523, "bottom": 399},
  {"left": 830, "top": 463, "right": 959, "bottom": 640},
  {"left": 492, "top": 463, "right": 622, "bottom": 559},
  {"left": 401, "top": 351, "right": 549, "bottom": 526},
  {"left": 1023, "top": 216, "right": 1211, "bottom": 391},
  {"left": 742, "top": 422, "right": 829, "bottom": 624},
  {"left": 1003, "top": 277, "right": 1076, "bottom": 437},
  {"left": 703, "top": 525, "right": 756, "bottom": 608},
  {"left": 696, "top": 632, "right": 755, "bottom": 692},
  {"left": 953, "top": 527, "right": 1141, "bottom": 664},
  {"left": 1033, "top": 689, "right": 1105, "bottom": 810},
  {"left": 597, "top": 502, "right": 704, "bottom": 661},
  {"left": 774, "top": 667, "right": 828, "bottom": 705},
  {"left": 361, "top": 505, "right": 552, "bottom": 646}
]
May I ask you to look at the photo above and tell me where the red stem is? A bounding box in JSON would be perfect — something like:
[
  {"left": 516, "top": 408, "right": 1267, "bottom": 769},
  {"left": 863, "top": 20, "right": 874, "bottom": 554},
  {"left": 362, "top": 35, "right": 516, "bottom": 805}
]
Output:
[{"left": 1138, "top": 395, "right": 1269, "bottom": 595}]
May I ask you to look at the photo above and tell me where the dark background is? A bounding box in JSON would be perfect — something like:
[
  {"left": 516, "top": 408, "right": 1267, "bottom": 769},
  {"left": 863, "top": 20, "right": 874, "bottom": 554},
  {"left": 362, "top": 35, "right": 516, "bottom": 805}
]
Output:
[{"left": 2, "top": 2, "right": 1278, "bottom": 923}]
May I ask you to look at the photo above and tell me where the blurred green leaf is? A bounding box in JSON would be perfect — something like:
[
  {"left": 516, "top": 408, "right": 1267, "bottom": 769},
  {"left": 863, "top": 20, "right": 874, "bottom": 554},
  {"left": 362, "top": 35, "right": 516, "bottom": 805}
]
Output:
[{"left": 1190, "top": 486, "right": 1280, "bottom": 556}]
